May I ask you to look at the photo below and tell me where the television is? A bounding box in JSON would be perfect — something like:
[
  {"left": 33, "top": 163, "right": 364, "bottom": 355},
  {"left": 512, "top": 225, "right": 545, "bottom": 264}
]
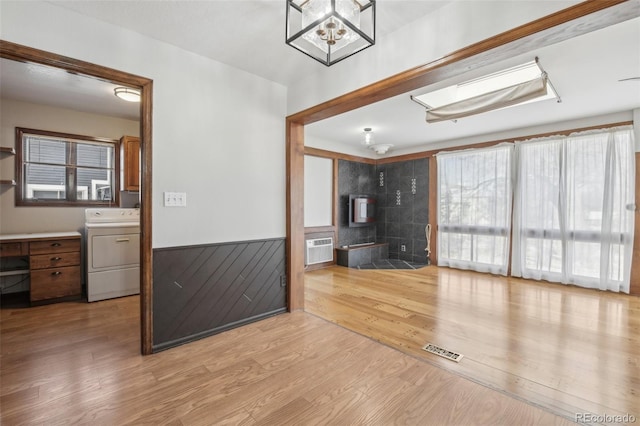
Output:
[{"left": 349, "top": 195, "right": 376, "bottom": 227}]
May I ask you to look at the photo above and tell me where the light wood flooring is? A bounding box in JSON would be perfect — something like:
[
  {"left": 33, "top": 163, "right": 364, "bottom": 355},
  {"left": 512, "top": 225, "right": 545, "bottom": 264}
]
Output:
[
  {"left": 1, "top": 293, "right": 574, "bottom": 425},
  {"left": 305, "top": 265, "right": 640, "bottom": 424}
]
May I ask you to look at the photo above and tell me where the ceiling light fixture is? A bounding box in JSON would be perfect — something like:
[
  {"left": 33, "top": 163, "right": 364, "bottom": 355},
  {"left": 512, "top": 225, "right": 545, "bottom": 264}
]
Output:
[
  {"left": 370, "top": 144, "right": 393, "bottom": 155},
  {"left": 286, "top": 0, "right": 376, "bottom": 67},
  {"left": 114, "top": 87, "right": 141, "bottom": 102},
  {"left": 411, "top": 58, "right": 560, "bottom": 123},
  {"left": 360, "top": 127, "right": 392, "bottom": 155},
  {"left": 362, "top": 127, "right": 374, "bottom": 146}
]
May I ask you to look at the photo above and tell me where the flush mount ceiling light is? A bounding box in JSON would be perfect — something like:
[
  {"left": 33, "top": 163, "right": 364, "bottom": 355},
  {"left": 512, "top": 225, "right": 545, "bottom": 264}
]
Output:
[
  {"left": 114, "top": 87, "right": 141, "bottom": 102},
  {"left": 411, "top": 58, "right": 560, "bottom": 123},
  {"left": 362, "top": 127, "right": 374, "bottom": 146},
  {"left": 360, "top": 127, "right": 392, "bottom": 155},
  {"left": 370, "top": 143, "right": 393, "bottom": 155},
  {"left": 286, "top": 0, "right": 376, "bottom": 67}
]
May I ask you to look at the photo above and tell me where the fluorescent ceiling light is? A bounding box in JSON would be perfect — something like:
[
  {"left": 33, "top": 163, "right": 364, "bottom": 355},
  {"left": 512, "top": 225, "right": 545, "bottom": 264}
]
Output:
[{"left": 412, "top": 59, "right": 559, "bottom": 122}]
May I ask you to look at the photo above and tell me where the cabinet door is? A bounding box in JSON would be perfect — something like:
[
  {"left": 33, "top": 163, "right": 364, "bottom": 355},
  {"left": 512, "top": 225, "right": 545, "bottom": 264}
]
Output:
[
  {"left": 30, "top": 266, "right": 81, "bottom": 301},
  {"left": 122, "top": 136, "right": 140, "bottom": 191}
]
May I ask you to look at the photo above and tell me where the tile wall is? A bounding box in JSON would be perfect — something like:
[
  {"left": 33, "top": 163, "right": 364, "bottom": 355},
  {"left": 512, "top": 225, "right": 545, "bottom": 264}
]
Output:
[
  {"left": 336, "top": 157, "right": 430, "bottom": 265},
  {"left": 376, "top": 158, "right": 430, "bottom": 264}
]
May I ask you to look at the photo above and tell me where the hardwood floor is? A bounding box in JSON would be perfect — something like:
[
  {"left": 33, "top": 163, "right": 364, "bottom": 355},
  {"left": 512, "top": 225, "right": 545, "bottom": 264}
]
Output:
[
  {"left": 1, "top": 294, "right": 574, "bottom": 425},
  {"left": 305, "top": 265, "right": 640, "bottom": 423}
]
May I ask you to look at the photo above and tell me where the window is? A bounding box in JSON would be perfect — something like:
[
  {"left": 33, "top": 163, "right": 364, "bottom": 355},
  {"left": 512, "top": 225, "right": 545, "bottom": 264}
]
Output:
[
  {"left": 436, "top": 126, "right": 635, "bottom": 293},
  {"left": 512, "top": 127, "right": 635, "bottom": 293},
  {"left": 16, "top": 128, "right": 120, "bottom": 206},
  {"left": 437, "top": 144, "right": 513, "bottom": 275}
]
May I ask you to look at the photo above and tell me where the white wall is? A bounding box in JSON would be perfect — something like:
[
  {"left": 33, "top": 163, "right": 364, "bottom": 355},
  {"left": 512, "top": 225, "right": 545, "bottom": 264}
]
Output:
[
  {"left": 0, "top": 1, "right": 287, "bottom": 248},
  {"left": 304, "top": 156, "right": 333, "bottom": 227},
  {"left": 0, "top": 98, "right": 139, "bottom": 234},
  {"left": 287, "top": 1, "right": 581, "bottom": 115}
]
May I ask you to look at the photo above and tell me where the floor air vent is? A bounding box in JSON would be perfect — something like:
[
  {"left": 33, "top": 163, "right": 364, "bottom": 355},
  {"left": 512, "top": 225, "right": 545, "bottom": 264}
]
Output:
[
  {"left": 422, "top": 343, "right": 464, "bottom": 362},
  {"left": 306, "top": 238, "right": 334, "bottom": 265}
]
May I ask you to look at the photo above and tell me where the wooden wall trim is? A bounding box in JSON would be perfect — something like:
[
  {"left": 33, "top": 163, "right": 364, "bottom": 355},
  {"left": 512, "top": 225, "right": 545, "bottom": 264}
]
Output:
[
  {"left": 304, "top": 226, "right": 335, "bottom": 233},
  {"left": 140, "top": 80, "right": 153, "bottom": 355},
  {"left": 332, "top": 158, "right": 338, "bottom": 229},
  {"left": 428, "top": 157, "right": 438, "bottom": 265},
  {"left": 286, "top": 119, "right": 305, "bottom": 311},
  {"left": 304, "top": 146, "right": 376, "bottom": 164},
  {"left": 0, "top": 40, "right": 155, "bottom": 355},
  {"left": 630, "top": 152, "right": 640, "bottom": 296},
  {"left": 287, "top": 2, "right": 636, "bottom": 310}
]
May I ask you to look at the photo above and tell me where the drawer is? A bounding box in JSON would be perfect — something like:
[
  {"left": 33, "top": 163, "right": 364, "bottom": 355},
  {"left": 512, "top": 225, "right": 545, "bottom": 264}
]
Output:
[
  {"left": 30, "top": 251, "right": 80, "bottom": 270},
  {"left": 0, "top": 242, "right": 28, "bottom": 257},
  {"left": 30, "top": 239, "right": 81, "bottom": 255},
  {"left": 30, "top": 265, "right": 81, "bottom": 302}
]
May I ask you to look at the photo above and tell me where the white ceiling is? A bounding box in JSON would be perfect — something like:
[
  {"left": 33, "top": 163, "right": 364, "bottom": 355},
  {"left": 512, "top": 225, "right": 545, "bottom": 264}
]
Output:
[
  {"left": 52, "top": 0, "right": 451, "bottom": 87},
  {"left": 1, "top": 1, "right": 639, "bottom": 156}
]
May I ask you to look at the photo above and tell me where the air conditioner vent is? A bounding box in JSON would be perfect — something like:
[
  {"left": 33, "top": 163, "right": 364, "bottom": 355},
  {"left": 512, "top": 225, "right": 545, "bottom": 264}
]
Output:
[{"left": 306, "top": 237, "right": 333, "bottom": 265}]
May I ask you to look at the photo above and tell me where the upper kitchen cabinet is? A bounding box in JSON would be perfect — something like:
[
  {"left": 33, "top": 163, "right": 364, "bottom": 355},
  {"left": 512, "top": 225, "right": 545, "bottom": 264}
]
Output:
[{"left": 121, "top": 136, "right": 140, "bottom": 192}]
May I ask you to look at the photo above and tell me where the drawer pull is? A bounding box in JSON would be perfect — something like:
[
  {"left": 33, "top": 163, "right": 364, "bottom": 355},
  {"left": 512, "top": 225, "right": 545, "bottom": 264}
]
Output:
[
  {"left": 51, "top": 257, "right": 62, "bottom": 261},
  {"left": 116, "top": 238, "right": 130, "bottom": 243},
  {"left": 51, "top": 271, "right": 62, "bottom": 276},
  {"left": 51, "top": 243, "right": 62, "bottom": 247}
]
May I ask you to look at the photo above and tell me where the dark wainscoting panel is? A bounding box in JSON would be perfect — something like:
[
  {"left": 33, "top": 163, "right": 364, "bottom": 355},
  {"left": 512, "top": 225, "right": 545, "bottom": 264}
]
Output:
[{"left": 152, "top": 238, "right": 287, "bottom": 351}]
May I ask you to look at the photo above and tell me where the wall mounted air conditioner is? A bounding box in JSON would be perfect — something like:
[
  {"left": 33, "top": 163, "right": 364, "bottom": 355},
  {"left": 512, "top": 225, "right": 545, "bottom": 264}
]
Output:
[{"left": 306, "top": 237, "right": 334, "bottom": 265}]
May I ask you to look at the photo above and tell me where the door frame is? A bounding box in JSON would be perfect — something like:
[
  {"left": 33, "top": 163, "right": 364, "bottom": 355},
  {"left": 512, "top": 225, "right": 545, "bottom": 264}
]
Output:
[{"left": 0, "top": 40, "right": 154, "bottom": 354}]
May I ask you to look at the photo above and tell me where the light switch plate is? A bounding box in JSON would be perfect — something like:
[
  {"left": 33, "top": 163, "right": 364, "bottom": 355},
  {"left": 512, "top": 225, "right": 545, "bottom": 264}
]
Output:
[{"left": 164, "top": 192, "right": 187, "bottom": 207}]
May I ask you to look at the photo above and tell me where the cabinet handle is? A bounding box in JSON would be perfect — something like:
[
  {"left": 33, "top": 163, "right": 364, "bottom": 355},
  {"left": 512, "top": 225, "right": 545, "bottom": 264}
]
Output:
[
  {"left": 51, "top": 243, "right": 62, "bottom": 247},
  {"left": 116, "top": 238, "right": 130, "bottom": 243},
  {"left": 51, "top": 271, "right": 62, "bottom": 276},
  {"left": 51, "top": 257, "right": 62, "bottom": 261}
]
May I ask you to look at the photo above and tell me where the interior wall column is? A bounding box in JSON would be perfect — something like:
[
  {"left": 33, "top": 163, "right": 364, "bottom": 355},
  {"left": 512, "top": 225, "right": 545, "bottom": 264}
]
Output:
[{"left": 287, "top": 119, "right": 305, "bottom": 310}]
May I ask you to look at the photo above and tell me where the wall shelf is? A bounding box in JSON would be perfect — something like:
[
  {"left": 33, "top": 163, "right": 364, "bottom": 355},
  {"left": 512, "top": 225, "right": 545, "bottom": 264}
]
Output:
[
  {"left": 0, "top": 269, "right": 29, "bottom": 277},
  {"left": 0, "top": 147, "right": 16, "bottom": 155}
]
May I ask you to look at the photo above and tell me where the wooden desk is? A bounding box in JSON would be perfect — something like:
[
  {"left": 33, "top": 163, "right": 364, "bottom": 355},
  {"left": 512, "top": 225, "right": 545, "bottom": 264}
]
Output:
[{"left": 0, "top": 232, "right": 82, "bottom": 304}]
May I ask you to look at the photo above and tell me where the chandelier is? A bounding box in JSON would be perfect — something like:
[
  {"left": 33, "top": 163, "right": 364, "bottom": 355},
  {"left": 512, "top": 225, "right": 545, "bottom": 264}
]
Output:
[{"left": 286, "top": 0, "right": 376, "bottom": 66}]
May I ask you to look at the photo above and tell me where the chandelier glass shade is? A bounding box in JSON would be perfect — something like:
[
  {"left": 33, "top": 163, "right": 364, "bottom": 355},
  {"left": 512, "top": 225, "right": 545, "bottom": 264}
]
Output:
[{"left": 286, "top": 0, "right": 375, "bottom": 66}]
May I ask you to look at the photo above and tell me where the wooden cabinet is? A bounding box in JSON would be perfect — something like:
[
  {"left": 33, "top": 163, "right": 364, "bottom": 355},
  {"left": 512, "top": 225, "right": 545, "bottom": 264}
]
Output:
[
  {"left": 1, "top": 232, "right": 82, "bottom": 304},
  {"left": 121, "top": 136, "right": 140, "bottom": 191},
  {"left": 28, "top": 236, "right": 82, "bottom": 303}
]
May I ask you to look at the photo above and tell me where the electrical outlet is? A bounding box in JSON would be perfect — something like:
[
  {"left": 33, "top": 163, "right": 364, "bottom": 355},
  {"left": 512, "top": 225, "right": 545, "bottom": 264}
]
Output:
[{"left": 401, "top": 244, "right": 406, "bottom": 252}]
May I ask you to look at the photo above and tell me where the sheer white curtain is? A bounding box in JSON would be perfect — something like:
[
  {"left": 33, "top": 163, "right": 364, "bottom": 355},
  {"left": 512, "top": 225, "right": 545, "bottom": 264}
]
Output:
[
  {"left": 512, "top": 127, "right": 635, "bottom": 293},
  {"left": 437, "top": 144, "right": 513, "bottom": 275}
]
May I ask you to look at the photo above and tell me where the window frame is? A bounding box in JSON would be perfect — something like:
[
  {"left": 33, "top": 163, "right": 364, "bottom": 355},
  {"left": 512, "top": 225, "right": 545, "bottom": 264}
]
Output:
[{"left": 15, "top": 127, "right": 121, "bottom": 207}]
